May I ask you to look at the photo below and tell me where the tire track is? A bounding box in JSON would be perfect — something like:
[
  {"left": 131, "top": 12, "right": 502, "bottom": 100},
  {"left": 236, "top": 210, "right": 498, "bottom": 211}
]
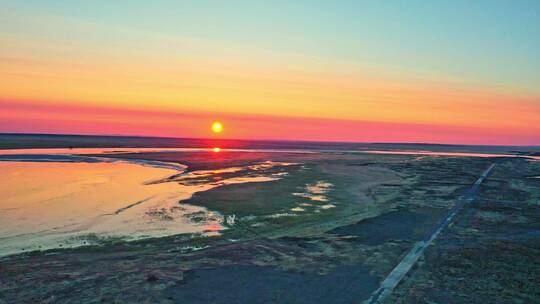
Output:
[{"left": 364, "top": 163, "right": 496, "bottom": 304}]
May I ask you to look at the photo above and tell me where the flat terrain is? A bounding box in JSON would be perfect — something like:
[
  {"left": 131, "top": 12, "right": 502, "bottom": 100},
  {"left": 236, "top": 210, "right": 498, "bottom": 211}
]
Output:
[
  {"left": 3, "top": 133, "right": 540, "bottom": 154},
  {"left": 1, "top": 135, "right": 539, "bottom": 303},
  {"left": 387, "top": 158, "right": 540, "bottom": 304}
]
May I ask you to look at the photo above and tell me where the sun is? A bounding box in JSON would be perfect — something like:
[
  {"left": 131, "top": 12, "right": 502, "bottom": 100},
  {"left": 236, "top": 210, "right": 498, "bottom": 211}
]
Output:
[
  {"left": 213, "top": 147, "right": 221, "bottom": 153},
  {"left": 211, "top": 121, "right": 223, "bottom": 133}
]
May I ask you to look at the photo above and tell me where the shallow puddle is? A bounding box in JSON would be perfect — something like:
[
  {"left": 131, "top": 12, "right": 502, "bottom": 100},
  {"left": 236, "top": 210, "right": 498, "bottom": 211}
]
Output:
[{"left": 0, "top": 157, "right": 287, "bottom": 256}]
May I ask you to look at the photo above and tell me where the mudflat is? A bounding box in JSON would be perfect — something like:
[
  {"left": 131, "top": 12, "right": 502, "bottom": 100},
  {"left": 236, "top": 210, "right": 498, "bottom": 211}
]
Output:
[{"left": 1, "top": 141, "right": 539, "bottom": 303}]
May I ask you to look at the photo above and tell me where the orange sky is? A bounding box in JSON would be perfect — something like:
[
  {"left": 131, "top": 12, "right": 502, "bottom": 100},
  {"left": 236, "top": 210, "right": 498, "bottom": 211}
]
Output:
[
  {"left": 2, "top": 100, "right": 538, "bottom": 145},
  {"left": 1, "top": 2, "right": 539, "bottom": 145},
  {"left": 2, "top": 43, "right": 539, "bottom": 144}
]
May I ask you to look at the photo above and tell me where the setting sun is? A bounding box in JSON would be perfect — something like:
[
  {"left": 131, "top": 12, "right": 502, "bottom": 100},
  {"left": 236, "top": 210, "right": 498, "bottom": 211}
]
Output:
[
  {"left": 213, "top": 147, "right": 221, "bottom": 153},
  {"left": 211, "top": 122, "right": 223, "bottom": 133}
]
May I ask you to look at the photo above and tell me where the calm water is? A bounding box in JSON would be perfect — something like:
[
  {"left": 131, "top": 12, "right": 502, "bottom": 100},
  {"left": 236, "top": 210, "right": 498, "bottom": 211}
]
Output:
[
  {"left": 0, "top": 153, "right": 290, "bottom": 256},
  {"left": 1, "top": 147, "right": 537, "bottom": 159}
]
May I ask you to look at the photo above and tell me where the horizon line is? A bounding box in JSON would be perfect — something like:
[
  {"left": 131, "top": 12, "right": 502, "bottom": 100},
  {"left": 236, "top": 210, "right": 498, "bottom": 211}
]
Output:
[{"left": 2, "top": 132, "right": 539, "bottom": 148}]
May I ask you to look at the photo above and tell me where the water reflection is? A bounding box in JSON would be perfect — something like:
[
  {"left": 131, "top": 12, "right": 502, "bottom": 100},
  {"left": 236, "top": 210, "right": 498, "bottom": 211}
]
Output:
[
  {"left": 0, "top": 147, "right": 537, "bottom": 160},
  {"left": 0, "top": 157, "right": 291, "bottom": 256},
  {"left": 361, "top": 150, "right": 540, "bottom": 159}
]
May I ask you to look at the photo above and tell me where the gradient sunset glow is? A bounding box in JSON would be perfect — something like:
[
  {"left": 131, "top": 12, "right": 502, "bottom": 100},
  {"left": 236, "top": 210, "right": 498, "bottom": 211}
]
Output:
[{"left": 1, "top": 1, "right": 539, "bottom": 145}]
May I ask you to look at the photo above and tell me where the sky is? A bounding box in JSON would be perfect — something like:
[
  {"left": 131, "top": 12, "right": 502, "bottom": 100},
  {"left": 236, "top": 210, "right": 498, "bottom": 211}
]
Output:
[{"left": 1, "top": 0, "right": 539, "bottom": 145}]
